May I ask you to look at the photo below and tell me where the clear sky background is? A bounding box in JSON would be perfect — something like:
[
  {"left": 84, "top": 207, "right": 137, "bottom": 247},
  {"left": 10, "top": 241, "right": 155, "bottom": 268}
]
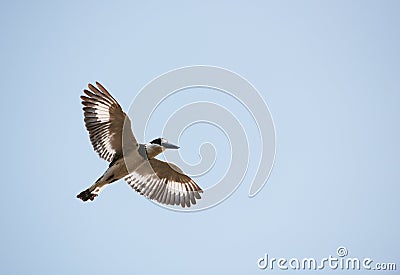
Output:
[{"left": 1, "top": 1, "right": 399, "bottom": 274}]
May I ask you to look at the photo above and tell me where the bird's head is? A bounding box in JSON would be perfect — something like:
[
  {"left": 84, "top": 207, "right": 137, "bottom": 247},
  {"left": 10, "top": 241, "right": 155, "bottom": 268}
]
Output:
[
  {"left": 150, "top": 137, "right": 180, "bottom": 149},
  {"left": 146, "top": 138, "right": 180, "bottom": 159}
]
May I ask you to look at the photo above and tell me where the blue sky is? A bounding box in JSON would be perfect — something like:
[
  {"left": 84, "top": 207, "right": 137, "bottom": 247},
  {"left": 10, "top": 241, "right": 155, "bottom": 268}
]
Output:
[{"left": 1, "top": 1, "right": 399, "bottom": 274}]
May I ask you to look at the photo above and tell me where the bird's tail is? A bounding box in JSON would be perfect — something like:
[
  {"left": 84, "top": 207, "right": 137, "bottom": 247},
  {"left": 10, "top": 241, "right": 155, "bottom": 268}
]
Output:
[
  {"left": 77, "top": 188, "right": 98, "bottom": 201},
  {"left": 77, "top": 177, "right": 108, "bottom": 202},
  {"left": 77, "top": 168, "right": 116, "bottom": 202}
]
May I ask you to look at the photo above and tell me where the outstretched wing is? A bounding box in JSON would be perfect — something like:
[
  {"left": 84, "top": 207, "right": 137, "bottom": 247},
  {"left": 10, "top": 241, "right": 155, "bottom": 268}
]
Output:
[
  {"left": 81, "top": 82, "right": 137, "bottom": 162},
  {"left": 124, "top": 159, "right": 203, "bottom": 208}
]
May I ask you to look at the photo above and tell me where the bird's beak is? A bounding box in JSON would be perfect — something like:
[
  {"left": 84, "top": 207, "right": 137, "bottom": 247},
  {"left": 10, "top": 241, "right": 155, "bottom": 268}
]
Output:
[{"left": 162, "top": 142, "right": 180, "bottom": 149}]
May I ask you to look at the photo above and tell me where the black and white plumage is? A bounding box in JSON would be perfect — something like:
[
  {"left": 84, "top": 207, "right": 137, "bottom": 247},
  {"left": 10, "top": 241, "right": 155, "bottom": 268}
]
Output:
[{"left": 77, "top": 82, "right": 203, "bottom": 207}]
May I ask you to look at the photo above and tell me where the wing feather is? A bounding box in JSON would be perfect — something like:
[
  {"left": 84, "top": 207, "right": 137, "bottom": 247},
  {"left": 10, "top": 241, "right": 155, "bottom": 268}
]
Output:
[
  {"left": 124, "top": 159, "right": 203, "bottom": 208},
  {"left": 81, "top": 82, "right": 137, "bottom": 162}
]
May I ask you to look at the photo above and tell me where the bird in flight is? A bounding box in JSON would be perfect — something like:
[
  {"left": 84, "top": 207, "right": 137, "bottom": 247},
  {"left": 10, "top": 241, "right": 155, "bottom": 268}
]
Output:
[{"left": 77, "top": 82, "right": 203, "bottom": 207}]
